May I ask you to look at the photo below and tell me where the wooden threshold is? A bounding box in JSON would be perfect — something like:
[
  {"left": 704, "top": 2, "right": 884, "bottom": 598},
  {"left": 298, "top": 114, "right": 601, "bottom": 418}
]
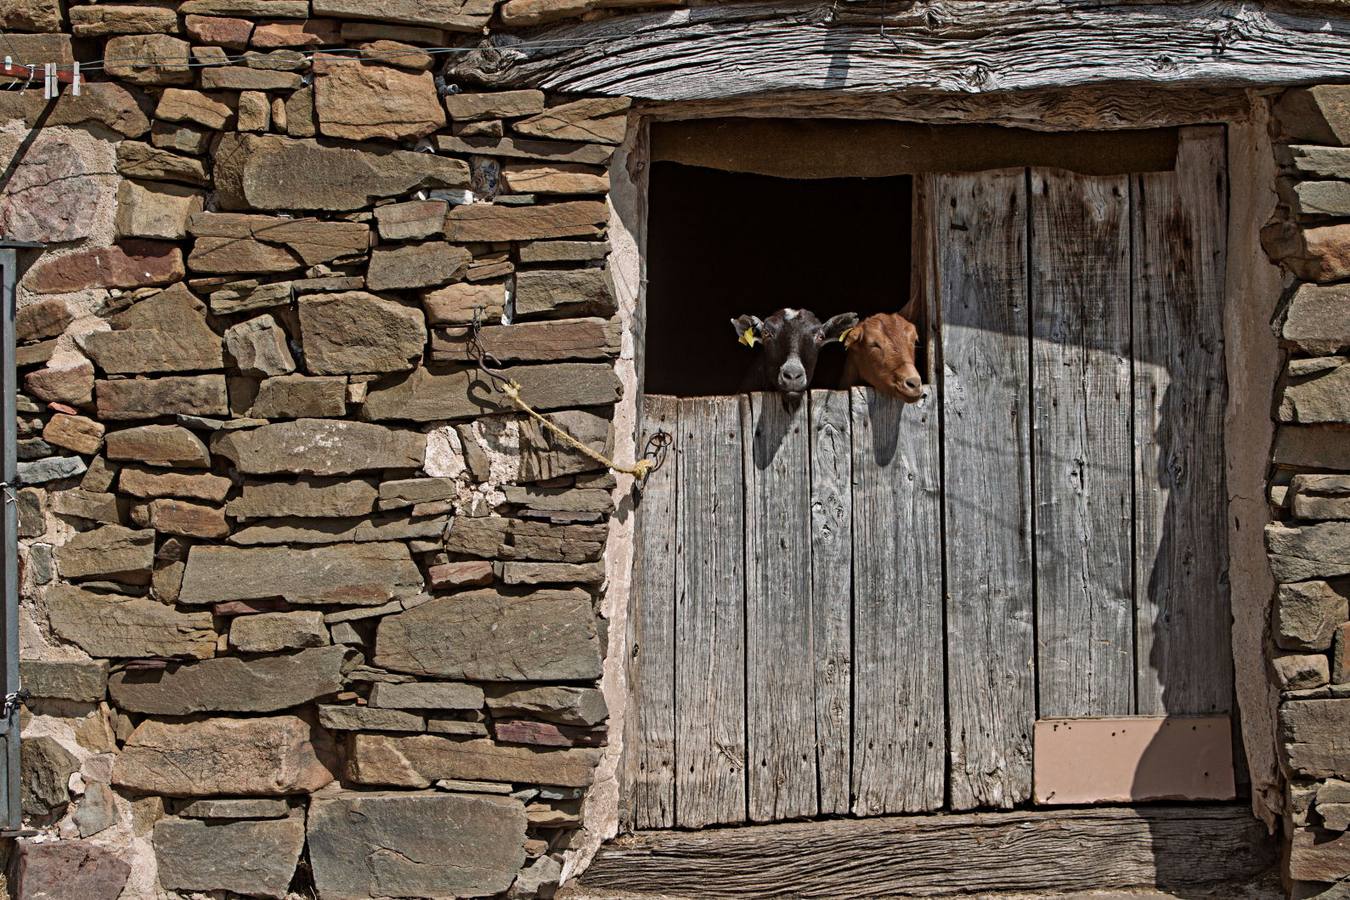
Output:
[{"left": 579, "top": 805, "right": 1275, "bottom": 898}]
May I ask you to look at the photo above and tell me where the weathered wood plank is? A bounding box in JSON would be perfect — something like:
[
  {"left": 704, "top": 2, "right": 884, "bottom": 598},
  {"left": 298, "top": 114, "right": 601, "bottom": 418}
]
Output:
[
  {"left": 807, "top": 389, "right": 851, "bottom": 817},
  {"left": 1030, "top": 170, "right": 1134, "bottom": 718},
  {"left": 454, "top": 1, "right": 1350, "bottom": 99},
  {"left": 850, "top": 387, "right": 944, "bottom": 815},
  {"left": 674, "top": 395, "right": 747, "bottom": 827},
  {"left": 1132, "top": 126, "right": 1231, "bottom": 717},
  {"left": 639, "top": 85, "right": 1251, "bottom": 134},
  {"left": 742, "top": 393, "right": 815, "bottom": 821},
  {"left": 936, "top": 169, "right": 1035, "bottom": 811},
  {"left": 629, "top": 395, "right": 679, "bottom": 829},
  {"left": 581, "top": 805, "right": 1276, "bottom": 898}
]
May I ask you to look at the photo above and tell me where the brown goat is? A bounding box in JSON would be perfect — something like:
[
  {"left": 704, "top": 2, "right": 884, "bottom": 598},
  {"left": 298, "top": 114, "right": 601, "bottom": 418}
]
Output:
[{"left": 842, "top": 312, "right": 924, "bottom": 403}]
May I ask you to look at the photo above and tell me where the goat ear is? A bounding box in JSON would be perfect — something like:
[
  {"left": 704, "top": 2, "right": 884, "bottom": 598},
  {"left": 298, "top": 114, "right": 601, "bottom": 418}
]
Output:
[
  {"left": 731, "top": 315, "right": 763, "bottom": 348},
  {"left": 820, "top": 312, "right": 860, "bottom": 345}
]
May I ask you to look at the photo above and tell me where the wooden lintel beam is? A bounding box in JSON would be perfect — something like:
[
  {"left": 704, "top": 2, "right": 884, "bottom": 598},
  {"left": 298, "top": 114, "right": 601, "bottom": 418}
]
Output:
[
  {"left": 580, "top": 804, "right": 1276, "bottom": 897},
  {"left": 450, "top": 0, "right": 1350, "bottom": 101}
]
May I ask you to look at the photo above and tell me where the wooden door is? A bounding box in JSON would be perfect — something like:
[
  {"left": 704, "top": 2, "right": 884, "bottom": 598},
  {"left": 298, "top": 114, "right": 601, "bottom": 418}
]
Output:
[{"left": 627, "top": 126, "right": 1230, "bottom": 828}]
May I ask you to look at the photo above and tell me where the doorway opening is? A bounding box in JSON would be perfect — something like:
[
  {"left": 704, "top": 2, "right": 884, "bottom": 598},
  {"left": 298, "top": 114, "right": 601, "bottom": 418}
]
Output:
[{"left": 642, "top": 163, "right": 914, "bottom": 396}]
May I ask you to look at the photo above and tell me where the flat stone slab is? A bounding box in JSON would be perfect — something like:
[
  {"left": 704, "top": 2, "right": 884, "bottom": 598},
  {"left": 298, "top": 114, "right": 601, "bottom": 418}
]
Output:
[
  {"left": 226, "top": 476, "right": 377, "bottom": 519},
  {"left": 47, "top": 585, "right": 216, "bottom": 659},
  {"left": 375, "top": 588, "right": 601, "bottom": 681},
  {"left": 108, "top": 645, "right": 349, "bottom": 714},
  {"left": 362, "top": 361, "right": 621, "bottom": 422},
  {"left": 308, "top": 790, "right": 525, "bottom": 899},
  {"left": 15, "top": 841, "right": 131, "bottom": 900},
  {"left": 486, "top": 685, "right": 608, "bottom": 727},
  {"left": 180, "top": 542, "right": 422, "bottom": 606},
  {"left": 114, "top": 715, "right": 336, "bottom": 797},
  {"left": 20, "top": 658, "right": 108, "bottom": 702},
  {"left": 1267, "top": 521, "right": 1350, "bottom": 582},
  {"left": 347, "top": 733, "right": 601, "bottom": 789},
  {"left": 154, "top": 813, "right": 305, "bottom": 899},
  {"left": 317, "top": 704, "right": 424, "bottom": 732},
  {"left": 53, "top": 525, "right": 154, "bottom": 583},
  {"left": 1281, "top": 698, "right": 1350, "bottom": 778},
  {"left": 229, "top": 610, "right": 330, "bottom": 653},
  {"left": 212, "top": 418, "right": 425, "bottom": 475},
  {"left": 177, "top": 797, "right": 292, "bottom": 819},
  {"left": 215, "top": 133, "right": 468, "bottom": 211},
  {"left": 369, "top": 681, "right": 485, "bottom": 711}
]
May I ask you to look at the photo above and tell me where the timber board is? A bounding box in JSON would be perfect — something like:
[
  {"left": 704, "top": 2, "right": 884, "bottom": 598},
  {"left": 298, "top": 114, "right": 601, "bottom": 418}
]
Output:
[{"left": 582, "top": 805, "right": 1275, "bottom": 897}]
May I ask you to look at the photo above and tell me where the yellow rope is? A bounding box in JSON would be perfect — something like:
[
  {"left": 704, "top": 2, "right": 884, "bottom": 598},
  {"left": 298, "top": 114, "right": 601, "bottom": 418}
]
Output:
[{"left": 500, "top": 381, "right": 656, "bottom": 480}]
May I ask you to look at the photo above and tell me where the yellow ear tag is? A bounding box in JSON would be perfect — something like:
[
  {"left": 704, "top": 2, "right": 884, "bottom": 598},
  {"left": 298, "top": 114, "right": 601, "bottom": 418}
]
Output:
[
  {"left": 739, "top": 327, "right": 758, "bottom": 348},
  {"left": 838, "top": 326, "right": 857, "bottom": 344}
]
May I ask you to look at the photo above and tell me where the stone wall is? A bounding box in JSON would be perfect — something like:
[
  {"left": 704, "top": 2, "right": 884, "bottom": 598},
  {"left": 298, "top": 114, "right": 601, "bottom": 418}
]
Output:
[
  {"left": 1261, "top": 85, "right": 1350, "bottom": 896},
  {"left": 0, "top": 1, "right": 658, "bottom": 896},
  {"left": 4, "top": 0, "right": 1350, "bottom": 896}
]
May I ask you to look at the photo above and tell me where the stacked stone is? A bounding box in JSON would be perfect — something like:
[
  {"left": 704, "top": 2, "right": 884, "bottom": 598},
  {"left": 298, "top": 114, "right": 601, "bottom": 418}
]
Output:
[
  {"left": 2, "top": 0, "right": 635, "bottom": 895},
  {"left": 1261, "top": 85, "right": 1350, "bottom": 894}
]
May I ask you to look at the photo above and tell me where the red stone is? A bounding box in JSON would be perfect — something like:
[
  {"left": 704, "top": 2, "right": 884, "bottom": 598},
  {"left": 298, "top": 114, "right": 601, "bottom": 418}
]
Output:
[
  {"left": 26, "top": 241, "right": 184, "bottom": 294},
  {"left": 491, "top": 718, "right": 607, "bottom": 748},
  {"left": 185, "top": 14, "right": 254, "bottom": 49},
  {"left": 213, "top": 598, "right": 294, "bottom": 617},
  {"left": 427, "top": 559, "right": 495, "bottom": 589},
  {"left": 15, "top": 840, "right": 131, "bottom": 900},
  {"left": 24, "top": 359, "right": 94, "bottom": 407},
  {"left": 1288, "top": 223, "right": 1350, "bottom": 284},
  {"left": 15, "top": 299, "right": 73, "bottom": 342},
  {"left": 1289, "top": 825, "right": 1350, "bottom": 883},
  {"left": 47, "top": 402, "right": 78, "bottom": 416},
  {"left": 252, "top": 19, "right": 341, "bottom": 48}
]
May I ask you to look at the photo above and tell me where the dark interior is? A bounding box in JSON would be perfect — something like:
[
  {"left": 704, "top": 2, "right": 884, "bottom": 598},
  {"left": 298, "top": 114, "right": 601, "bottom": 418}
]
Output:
[{"left": 643, "top": 162, "right": 913, "bottom": 396}]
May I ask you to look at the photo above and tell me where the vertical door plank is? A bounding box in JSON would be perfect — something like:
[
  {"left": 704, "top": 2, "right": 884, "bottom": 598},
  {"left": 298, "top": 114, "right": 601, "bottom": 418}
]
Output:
[
  {"left": 1133, "top": 126, "right": 1231, "bottom": 716},
  {"left": 630, "top": 395, "right": 679, "bottom": 829},
  {"left": 851, "top": 387, "right": 945, "bottom": 814},
  {"left": 937, "top": 169, "right": 1036, "bottom": 811},
  {"left": 808, "top": 389, "right": 852, "bottom": 816},
  {"left": 1030, "top": 171, "right": 1135, "bottom": 718},
  {"left": 744, "top": 393, "right": 816, "bottom": 821},
  {"left": 674, "top": 395, "right": 747, "bottom": 827}
]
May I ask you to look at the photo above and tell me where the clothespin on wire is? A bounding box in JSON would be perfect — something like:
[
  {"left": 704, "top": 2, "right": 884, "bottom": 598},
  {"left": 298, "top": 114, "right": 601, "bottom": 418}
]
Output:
[
  {"left": 71, "top": 61, "right": 80, "bottom": 96},
  {"left": 43, "top": 62, "right": 54, "bottom": 99}
]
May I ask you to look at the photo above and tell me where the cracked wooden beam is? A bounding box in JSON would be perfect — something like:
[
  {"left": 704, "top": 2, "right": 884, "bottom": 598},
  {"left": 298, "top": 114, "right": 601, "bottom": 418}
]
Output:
[{"left": 449, "top": 0, "right": 1350, "bottom": 101}]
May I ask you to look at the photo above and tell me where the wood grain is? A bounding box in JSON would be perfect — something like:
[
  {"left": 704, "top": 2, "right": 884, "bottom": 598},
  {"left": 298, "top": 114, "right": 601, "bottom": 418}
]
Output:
[
  {"left": 674, "top": 395, "right": 747, "bottom": 827},
  {"left": 453, "top": 1, "right": 1350, "bottom": 99},
  {"left": 742, "top": 393, "right": 815, "bottom": 821},
  {"left": 936, "top": 169, "right": 1035, "bottom": 811},
  {"left": 582, "top": 805, "right": 1275, "bottom": 897},
  {"left": 806, "top": 390, "right": 852, "bottom": 816},
  {"left": 638, "top": 85, "right": 1251, "bottom": 133},
  {"left": 629, "top": 395, "right": 679, "bottom": 829},
  {"left": 1132, "top": 126, "right": 1232, "bottom": 717},
  {"left": 1029, "top": 170, "right": 1135, "bottom": 718},
  {"left": 850, "top": 387, "right": 945, "bottom": 815}
]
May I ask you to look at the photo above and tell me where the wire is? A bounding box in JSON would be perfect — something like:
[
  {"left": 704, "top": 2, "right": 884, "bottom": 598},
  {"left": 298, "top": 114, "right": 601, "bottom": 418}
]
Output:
[
  {"left": 0, "top": 30, "right": 37, "bottom": 90},
  {"left": 1, "top": 35, "right": 607, "bottom": 85}
]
